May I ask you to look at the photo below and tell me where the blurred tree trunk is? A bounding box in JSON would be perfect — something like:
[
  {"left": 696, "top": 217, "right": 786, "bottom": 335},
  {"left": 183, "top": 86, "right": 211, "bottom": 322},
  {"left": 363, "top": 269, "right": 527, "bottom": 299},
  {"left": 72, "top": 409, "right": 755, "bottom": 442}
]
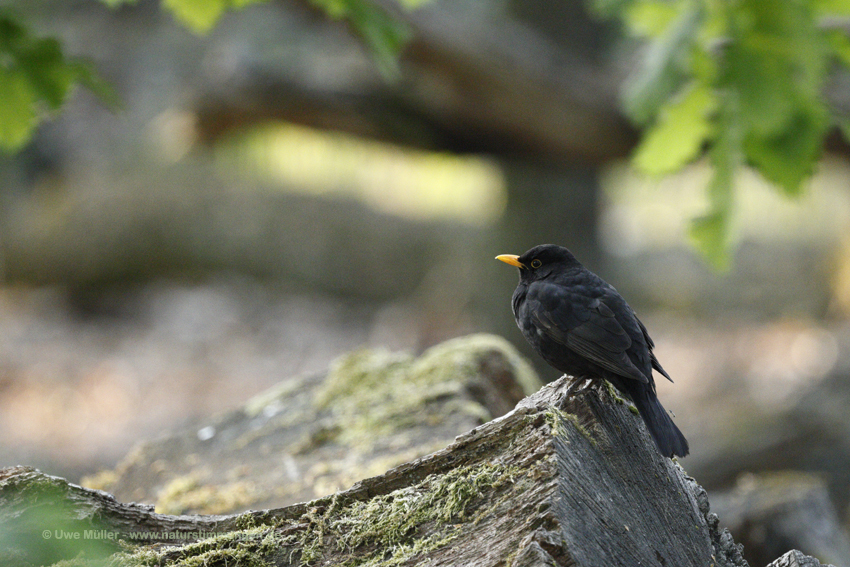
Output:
[
  {"left": 499, "top": 161, "right": 600, "bottom": 263},
  {"left": 495, "top": 0, "right": 615, "bottom": 261}
]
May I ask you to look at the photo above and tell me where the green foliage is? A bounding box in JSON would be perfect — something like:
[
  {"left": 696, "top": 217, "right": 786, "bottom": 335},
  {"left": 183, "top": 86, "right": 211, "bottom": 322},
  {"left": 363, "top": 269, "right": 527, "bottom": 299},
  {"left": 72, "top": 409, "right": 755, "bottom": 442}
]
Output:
[
  {"left": 0, "top": 0, "right": 415, "bottom": 152},
  {"left": 0, "top": 10, "right": 114, "bottom": 152},
  {"left": 135, "top": 0, "right": 411, "bottom": 78},
  {"left": 309, "top": 0, "right": 412, "bottom": 79},
  {"left": 101, "top": 0, "right": 270, "bottom": 32},
  {"left": 621, "top": 3, "right": 702, "bottom": 126},
  {"left": 98, "top": 0, "right": 139, "bottom": 7},
  {"left": 632, "top": 81, "right": 716, "bottom": 176},
  {"left": 0, "top": 472, "right": 119, "bottom": 565},
  {"left": 596, "top": 0, "right": 850, "bottom": 269},
  {"left": 160, "top": 0, "right": 269, "bottom": 33},
  {"left": 725, "top": 0, "right": 829, "bottom": 196},
  {"left": 688, "top": 89, "right": 739, "bottom": 270},
  {"left": 163, "top": 0, "right": 235, "bottom": 32}
]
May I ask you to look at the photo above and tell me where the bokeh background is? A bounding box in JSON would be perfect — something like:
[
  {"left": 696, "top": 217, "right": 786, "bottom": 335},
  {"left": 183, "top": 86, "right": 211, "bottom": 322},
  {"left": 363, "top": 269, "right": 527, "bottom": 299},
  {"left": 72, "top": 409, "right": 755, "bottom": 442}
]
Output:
[{"left": 2, "top": 0, "right": 850, "bottom": 562}]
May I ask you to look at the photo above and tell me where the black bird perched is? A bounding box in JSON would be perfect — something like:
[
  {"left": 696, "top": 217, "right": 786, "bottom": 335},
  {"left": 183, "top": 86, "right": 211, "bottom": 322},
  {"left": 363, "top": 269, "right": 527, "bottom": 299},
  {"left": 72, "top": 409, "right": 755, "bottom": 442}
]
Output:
[{"left": 497, "top": 244, "right": 689, "bottom": 458}]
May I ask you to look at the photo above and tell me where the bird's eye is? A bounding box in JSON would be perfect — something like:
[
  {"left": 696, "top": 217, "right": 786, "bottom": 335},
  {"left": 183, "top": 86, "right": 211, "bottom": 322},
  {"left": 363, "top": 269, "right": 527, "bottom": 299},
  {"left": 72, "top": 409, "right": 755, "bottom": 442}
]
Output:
[{"left": 530, "top": 259, "right": 542, "bottom": 268}]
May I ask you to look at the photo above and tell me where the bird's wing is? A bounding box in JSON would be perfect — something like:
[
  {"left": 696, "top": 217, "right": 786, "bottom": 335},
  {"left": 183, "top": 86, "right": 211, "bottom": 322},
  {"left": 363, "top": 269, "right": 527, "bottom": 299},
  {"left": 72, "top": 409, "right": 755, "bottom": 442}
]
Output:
[
  {"left": 637, "top": 317, "right": 673, "bottom": 383},
  {"left": 529, "top": 285, "right": 649, "bottom": 384}
]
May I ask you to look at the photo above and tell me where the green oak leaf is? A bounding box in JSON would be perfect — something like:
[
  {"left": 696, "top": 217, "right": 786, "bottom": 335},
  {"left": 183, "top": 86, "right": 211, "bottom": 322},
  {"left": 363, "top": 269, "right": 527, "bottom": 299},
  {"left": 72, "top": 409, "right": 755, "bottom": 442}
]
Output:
[
  {"left": 0, "top": 69, "right": 37, "bottom": 151},
  {"left": 632, "top": 82, "right": 716, "bottom": 175}
]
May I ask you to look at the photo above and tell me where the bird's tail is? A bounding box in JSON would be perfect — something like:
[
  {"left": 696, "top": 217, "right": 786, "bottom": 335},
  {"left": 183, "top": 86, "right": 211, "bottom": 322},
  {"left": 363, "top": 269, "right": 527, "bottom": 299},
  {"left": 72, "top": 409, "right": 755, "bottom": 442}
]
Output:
[{"left": 620, "top": 381, "right": 689, "bottom": 458}]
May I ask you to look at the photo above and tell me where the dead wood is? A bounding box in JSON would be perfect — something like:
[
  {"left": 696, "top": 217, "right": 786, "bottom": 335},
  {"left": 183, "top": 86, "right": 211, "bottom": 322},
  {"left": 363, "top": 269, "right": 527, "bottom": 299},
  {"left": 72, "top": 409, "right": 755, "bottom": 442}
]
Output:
[{"left": 2, "top": 374, "right": 752, "bottom": 566}]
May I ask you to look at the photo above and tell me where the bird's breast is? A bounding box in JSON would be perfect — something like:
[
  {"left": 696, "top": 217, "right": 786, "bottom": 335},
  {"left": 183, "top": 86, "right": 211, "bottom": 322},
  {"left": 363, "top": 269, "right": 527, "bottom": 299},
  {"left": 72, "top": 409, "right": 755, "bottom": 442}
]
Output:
[{"left": 510, "top": 283, "right": 528, "bottom": 319}]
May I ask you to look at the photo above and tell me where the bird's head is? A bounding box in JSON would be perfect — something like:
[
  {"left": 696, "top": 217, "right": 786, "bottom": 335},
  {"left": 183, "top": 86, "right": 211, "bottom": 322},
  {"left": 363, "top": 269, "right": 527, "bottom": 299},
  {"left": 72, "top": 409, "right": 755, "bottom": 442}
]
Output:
[{"left": 496, "top": 244, "right": 580, "bottom": 282}]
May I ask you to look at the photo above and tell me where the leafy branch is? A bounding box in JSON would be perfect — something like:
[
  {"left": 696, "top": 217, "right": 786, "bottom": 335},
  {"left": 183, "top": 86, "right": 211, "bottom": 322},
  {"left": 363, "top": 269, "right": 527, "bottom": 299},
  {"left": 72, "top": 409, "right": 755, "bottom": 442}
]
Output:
[
  {"left": 594, "top": 0, "right": 850, "bottom": 268},
  {"left": 0, "top": 0, "right": 412, "bottom": 153},
  {"left": 0, "top": 9, "right": 115, "bottom": 152}
]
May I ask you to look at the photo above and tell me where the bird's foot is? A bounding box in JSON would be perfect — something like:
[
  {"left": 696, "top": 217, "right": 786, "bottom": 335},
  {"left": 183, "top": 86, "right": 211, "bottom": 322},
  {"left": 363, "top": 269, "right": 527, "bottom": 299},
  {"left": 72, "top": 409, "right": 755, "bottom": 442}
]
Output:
[{"left": 564, "top": 376, "right": 596, "bottom": 399}]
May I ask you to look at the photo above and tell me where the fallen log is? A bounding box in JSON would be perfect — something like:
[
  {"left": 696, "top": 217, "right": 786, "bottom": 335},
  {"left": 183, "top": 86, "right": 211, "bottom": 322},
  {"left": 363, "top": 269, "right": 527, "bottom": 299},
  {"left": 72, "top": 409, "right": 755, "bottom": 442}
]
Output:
[{"left": 4, "top": 374, "right": 750, "bottom": 566}]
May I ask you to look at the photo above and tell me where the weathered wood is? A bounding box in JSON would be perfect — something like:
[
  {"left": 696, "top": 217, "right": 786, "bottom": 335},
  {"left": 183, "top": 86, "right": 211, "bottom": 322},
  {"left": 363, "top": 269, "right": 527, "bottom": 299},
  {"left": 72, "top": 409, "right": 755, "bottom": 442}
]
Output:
[
  {"left": 767, "top": 549, "right": 837, "bottom": 567},
  {"left": 2, "top": 372, "right": 750, "bottom": 566}
]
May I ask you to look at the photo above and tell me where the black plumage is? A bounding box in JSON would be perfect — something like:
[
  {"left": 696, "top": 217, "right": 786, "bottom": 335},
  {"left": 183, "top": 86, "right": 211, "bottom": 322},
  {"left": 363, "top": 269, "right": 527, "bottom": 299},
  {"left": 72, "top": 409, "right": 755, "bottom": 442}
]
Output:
[{"left": 497, "top": 244, "right": 689, "bottom": 458}]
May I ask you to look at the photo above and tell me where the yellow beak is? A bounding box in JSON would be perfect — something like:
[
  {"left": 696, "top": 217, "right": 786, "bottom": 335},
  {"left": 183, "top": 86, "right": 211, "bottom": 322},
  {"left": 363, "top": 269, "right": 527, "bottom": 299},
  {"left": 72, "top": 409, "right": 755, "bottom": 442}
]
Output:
[{"left": 495, "top": 254, "right": 524, "bottom": 268}]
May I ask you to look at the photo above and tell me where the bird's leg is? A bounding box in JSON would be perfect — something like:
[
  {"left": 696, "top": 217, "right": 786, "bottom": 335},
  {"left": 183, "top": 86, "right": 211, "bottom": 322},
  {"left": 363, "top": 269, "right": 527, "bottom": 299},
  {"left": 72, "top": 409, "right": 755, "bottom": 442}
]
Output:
[
  {"left": 563, "top": 375, "right": 582, "bottom": 397},
  {"left": 575, "top": 377, "right": 598, "bottom": 396}
]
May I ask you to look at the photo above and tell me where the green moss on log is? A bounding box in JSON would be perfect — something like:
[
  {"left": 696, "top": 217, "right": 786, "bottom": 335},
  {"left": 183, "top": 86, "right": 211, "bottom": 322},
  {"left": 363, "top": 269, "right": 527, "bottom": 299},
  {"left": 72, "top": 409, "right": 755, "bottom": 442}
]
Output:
[
  {"left": 107, "top": 526, "right": 284, "bottom": 567},
  {"left": 293, "top": 460, "right": 523, "bottom": 566},
  {"left": 154, "top": 475, "right": 261, "bottom": 515},
  {"left": 313, "top": 334, "right": 540, "bottom": 449}
]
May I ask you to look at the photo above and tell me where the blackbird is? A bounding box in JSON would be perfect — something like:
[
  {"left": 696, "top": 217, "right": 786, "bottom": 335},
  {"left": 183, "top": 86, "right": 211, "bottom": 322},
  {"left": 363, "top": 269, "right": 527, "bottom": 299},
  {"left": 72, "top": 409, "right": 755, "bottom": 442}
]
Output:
[{"left": 497, "top": 244, "right": 689, "bottom": 458}]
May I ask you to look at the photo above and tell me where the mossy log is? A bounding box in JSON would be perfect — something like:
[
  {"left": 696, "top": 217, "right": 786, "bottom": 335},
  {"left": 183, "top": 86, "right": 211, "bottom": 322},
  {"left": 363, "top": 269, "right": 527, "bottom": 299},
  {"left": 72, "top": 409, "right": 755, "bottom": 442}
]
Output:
[
  {"left": 86, "top": 334, "right": 541, "bottom": 514},
  {"left": 4, "top": 372, "right": 760, "bottom": 567}
]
